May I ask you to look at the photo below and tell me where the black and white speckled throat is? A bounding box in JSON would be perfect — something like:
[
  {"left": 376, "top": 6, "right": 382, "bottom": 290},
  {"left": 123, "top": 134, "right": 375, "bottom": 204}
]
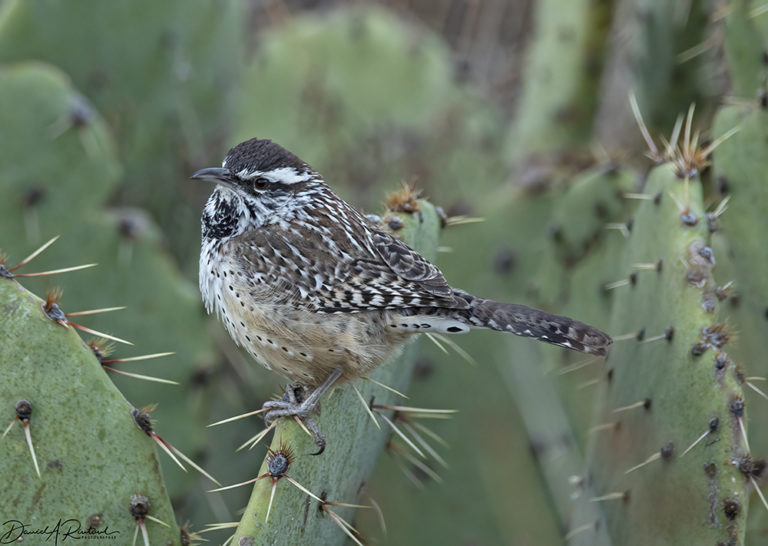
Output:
[{"left": 202, "top": 189, "right": 244, "bottom": 240}]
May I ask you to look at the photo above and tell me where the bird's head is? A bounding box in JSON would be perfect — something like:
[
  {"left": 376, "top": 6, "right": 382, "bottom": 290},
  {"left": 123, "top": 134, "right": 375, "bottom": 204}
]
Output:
[{"left": 192, "top": 138, "right": 324, "bottom": 240}]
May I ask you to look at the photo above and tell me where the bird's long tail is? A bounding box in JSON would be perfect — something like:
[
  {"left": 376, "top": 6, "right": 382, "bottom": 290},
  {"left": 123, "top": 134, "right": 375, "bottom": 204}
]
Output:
[
  {"left": 459, "top": 296, "right": 612, "bottom": 355},
  {"left": 393, "top": 292, "right": 612, "bottom": 355}
]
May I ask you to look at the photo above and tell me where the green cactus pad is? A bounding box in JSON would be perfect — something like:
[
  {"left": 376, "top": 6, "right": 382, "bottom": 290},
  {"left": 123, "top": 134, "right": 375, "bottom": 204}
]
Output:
[
  {"left": 510, "top": 0, "right": 614, "bottom": 159},
  {"left": 0, "top": 0, "right": 245, "bottom": 271},
  {"left": 233, "top": 6, "right": 507, "bottom": 213},
  {"left": 0, "top": 278, "right": 180, "bottom": 544},
  {"left": 711, "top": 102, "right": 768, "bottom": 545},
  {"left": 0, "top": 62, "right": 121, "bottom": 245},
  {"left": 578, "top": 164, "right": 749, "bottom": 546},
  {"left": 0, "top": 60, "right": 224, "bottom": 526}
]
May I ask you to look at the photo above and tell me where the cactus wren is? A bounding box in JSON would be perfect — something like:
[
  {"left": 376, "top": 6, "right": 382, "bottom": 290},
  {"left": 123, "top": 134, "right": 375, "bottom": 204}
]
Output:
[{"left": 192, "top": 138, "right": 611, "bottom": 449}]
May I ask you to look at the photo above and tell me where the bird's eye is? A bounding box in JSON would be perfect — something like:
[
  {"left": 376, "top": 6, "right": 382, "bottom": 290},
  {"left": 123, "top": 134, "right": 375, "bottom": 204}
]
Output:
[{"left": 253, "top": 177, "right": 270, "bottom": 190}]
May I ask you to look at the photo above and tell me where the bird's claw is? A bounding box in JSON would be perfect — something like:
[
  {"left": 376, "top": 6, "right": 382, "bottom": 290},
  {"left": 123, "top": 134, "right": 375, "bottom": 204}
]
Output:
[{"left": 262, "top": 383, "right": 326, "bottom": 454}]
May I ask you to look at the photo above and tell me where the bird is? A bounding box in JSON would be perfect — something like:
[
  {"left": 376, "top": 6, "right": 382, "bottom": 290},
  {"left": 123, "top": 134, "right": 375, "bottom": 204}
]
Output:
[{"left": 192, "top": 138, "right": 612, "bottom": 451}]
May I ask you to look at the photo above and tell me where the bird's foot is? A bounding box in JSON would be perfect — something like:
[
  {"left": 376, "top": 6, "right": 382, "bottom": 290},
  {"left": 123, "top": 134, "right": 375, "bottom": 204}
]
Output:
[{"left": 262, "top": 367, "right": 344, "bottom": 455}]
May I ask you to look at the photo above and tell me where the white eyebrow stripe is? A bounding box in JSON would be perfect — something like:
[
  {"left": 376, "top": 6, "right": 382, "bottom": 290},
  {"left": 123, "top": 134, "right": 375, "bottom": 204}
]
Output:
[
  {"left": 232, "top": 166, "right": 314, "bottom": 185},
  {"left": 265, "top": 167, "right": 314, "bottom": 184}
]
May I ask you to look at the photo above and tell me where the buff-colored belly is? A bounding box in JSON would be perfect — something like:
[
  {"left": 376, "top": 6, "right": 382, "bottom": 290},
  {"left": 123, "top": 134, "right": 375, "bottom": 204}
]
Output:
[{"left": 218, "top": 287, "right": 409, "bottom": 386}]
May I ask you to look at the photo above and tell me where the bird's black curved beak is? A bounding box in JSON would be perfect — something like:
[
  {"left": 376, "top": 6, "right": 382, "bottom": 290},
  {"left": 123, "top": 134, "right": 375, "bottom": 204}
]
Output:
[{"left": 190, "top": 167, "right": 233, "bottom": 185}]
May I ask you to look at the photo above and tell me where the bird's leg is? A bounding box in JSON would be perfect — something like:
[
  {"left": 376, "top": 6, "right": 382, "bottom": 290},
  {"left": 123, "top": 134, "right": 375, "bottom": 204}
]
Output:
[{"left": 262, "top": 367, "right": 344, "bottom": 454}]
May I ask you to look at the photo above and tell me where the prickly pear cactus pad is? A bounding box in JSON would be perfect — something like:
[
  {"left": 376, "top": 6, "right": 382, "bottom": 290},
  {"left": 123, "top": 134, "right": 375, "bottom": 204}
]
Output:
[
  {"left": 509, "top": 0, "right": 613, "bottom": 161},
  {"left": 576, "top": 164, "right": 750, "bottom": 546},
  {"left": 711, "top": 104, "right": 768, "bottom": 382},
  {"left": 0, "top": 61, "right": 220, "bottom": 523},
  {"left": 0, "top": 0, "right": 246, "bottom": 271},
  {"left": 0, "top": 62, "right": 121, "bottom": 242},
  {"left": 234, "top": 5, "right": 507, "bottom": 212},
  {"left": 711, "top": 102, "right": 768, "bottom": 545},
  {"left": 0, "top": 278, "right": 181, "bottom": 544}
]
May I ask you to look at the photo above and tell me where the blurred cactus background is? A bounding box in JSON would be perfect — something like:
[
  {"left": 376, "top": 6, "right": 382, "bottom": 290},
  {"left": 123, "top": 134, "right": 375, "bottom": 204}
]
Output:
[{"left": 1, "top": 0, "right": 767, "bottom": 545}]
